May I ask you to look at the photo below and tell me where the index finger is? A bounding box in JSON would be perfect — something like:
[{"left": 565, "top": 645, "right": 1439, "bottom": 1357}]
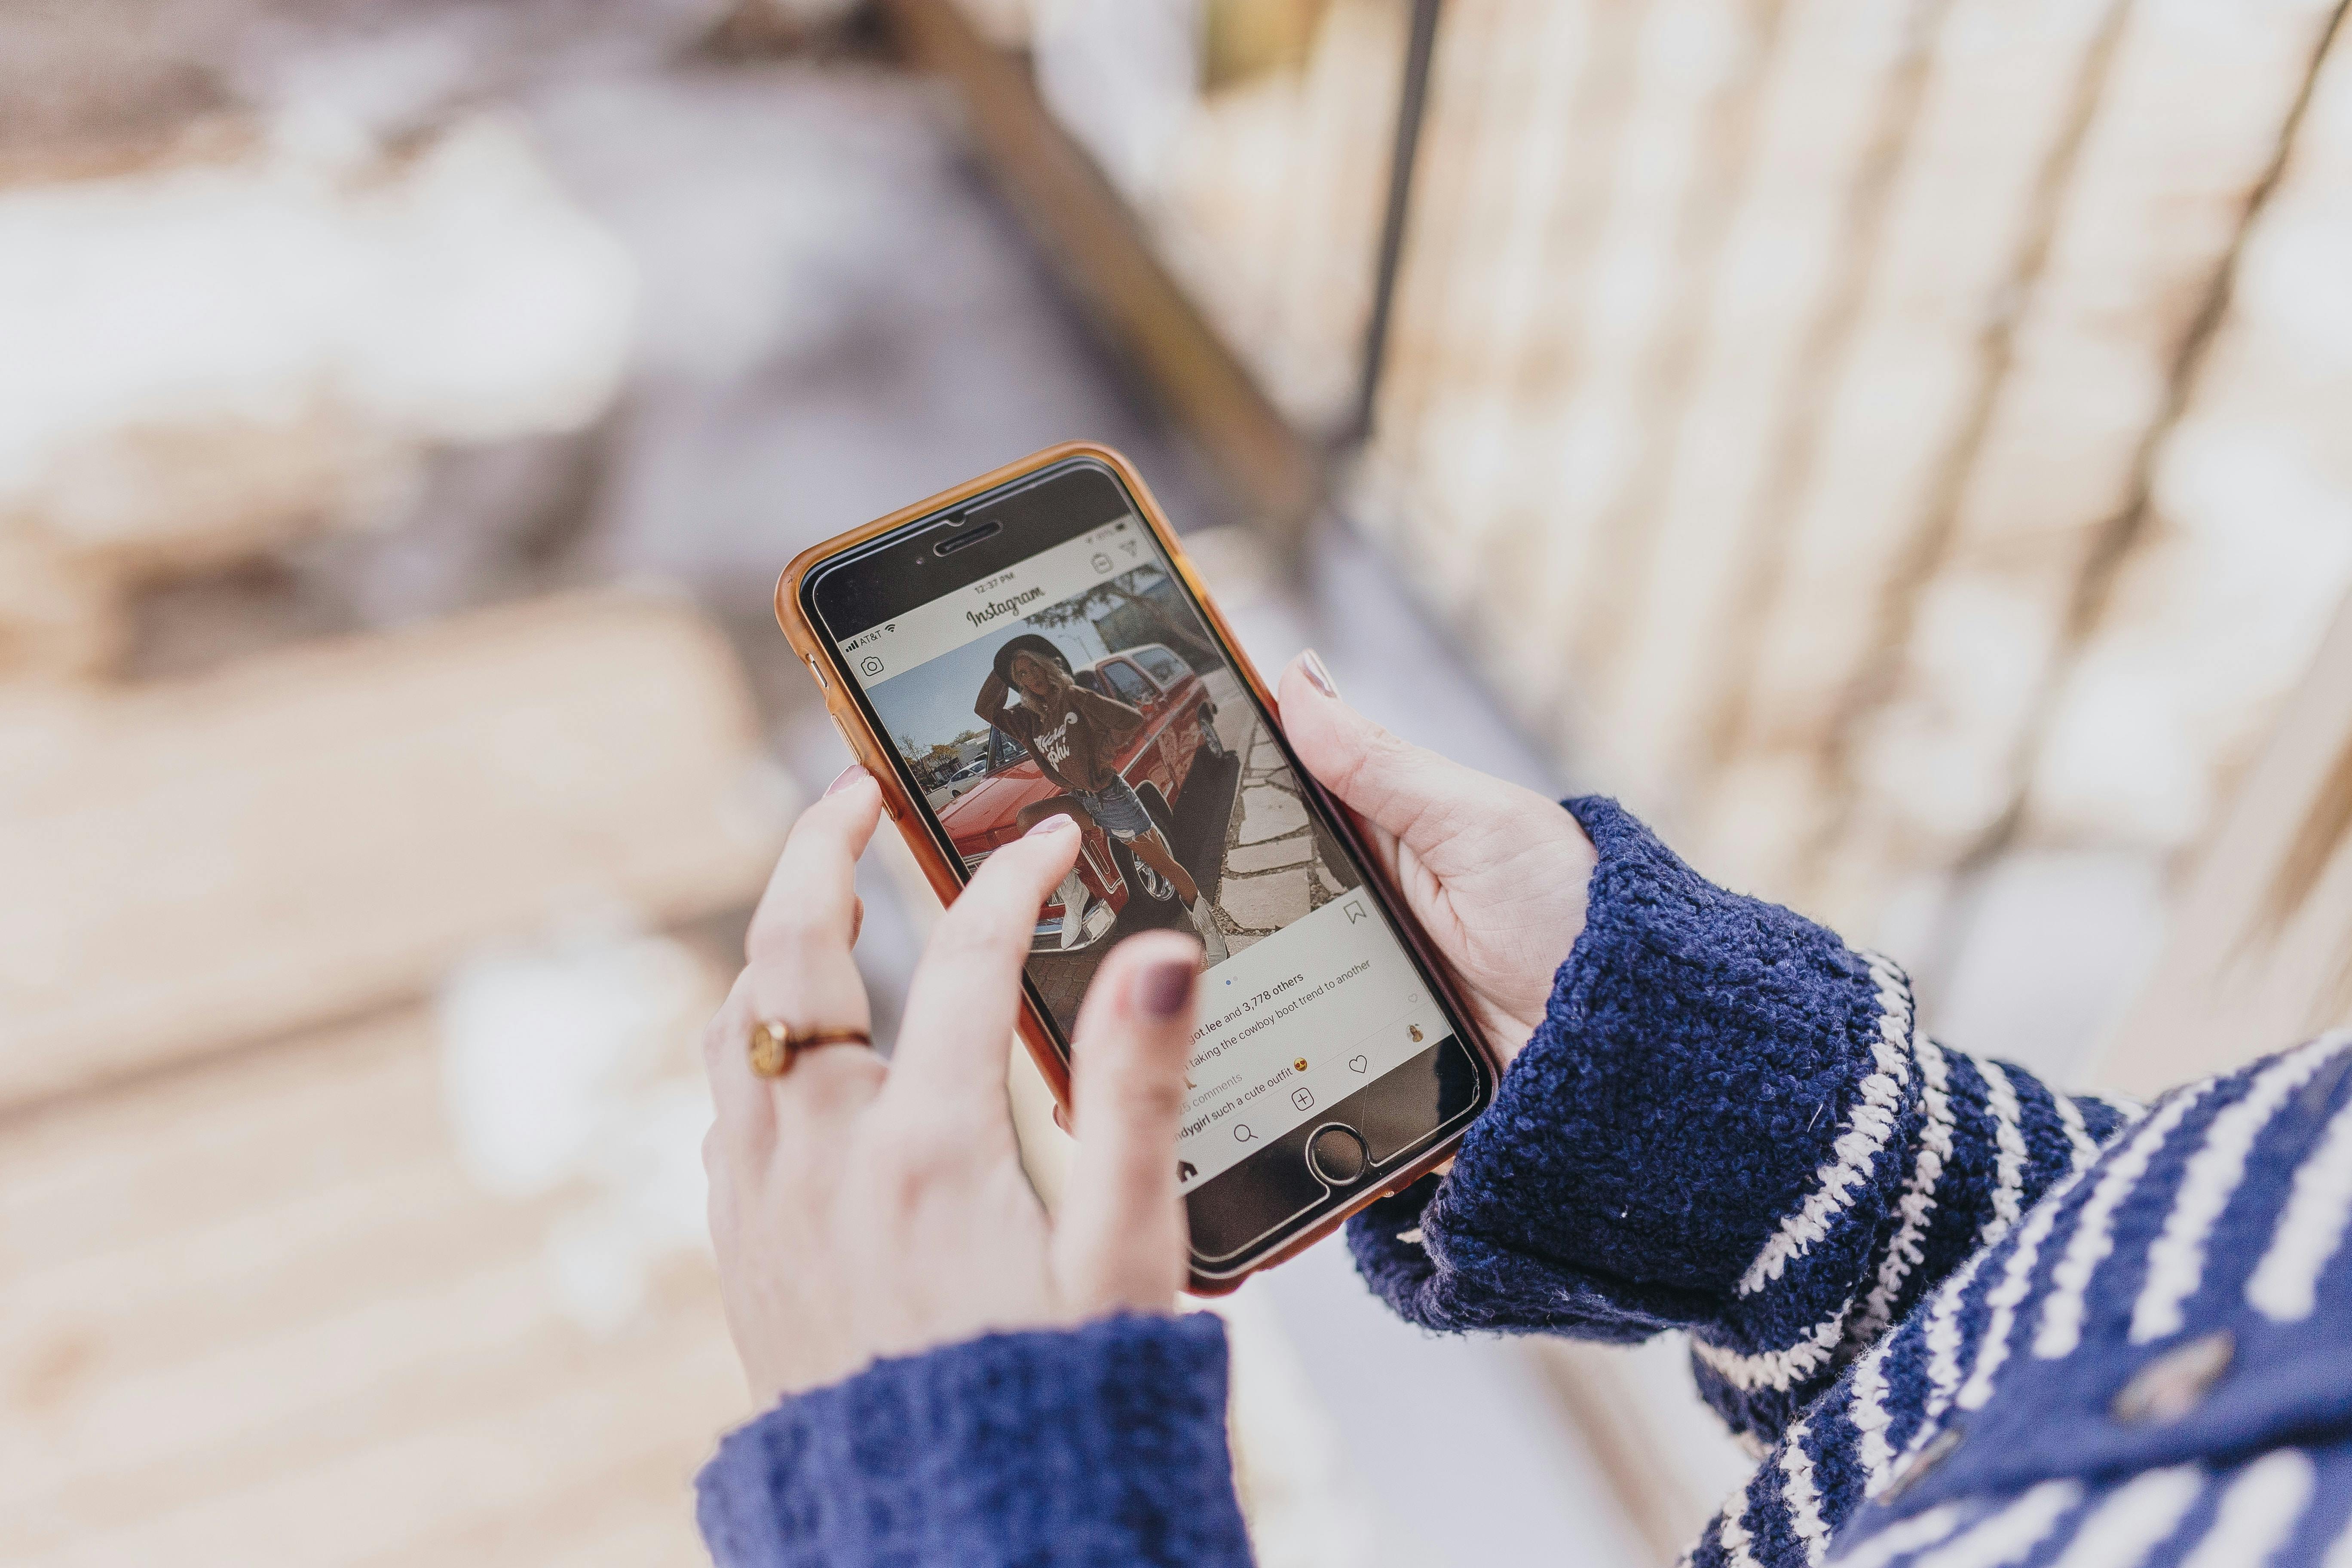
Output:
[
  {"left": 748, "top": 773, "right": 879, "bottom": 943},
  {"left": 880, "top": 815, "right": 1081, "bottom": 1121}
]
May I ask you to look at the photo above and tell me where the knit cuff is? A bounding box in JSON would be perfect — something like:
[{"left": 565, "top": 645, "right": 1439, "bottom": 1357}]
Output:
[
  {"left": 1351, "top": 797, "right": 1913, "bottom": 1348},
  {"left": 696, "top": 1313, "right": 1253, "bottom": 1568},
  {"left": 1349, "top": 796, "right": 2136, "bottom": 1445}
]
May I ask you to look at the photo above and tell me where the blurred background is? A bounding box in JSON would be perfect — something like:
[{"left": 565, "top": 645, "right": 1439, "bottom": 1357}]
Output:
[{"left": 6, "top": 0, "right": 2352, "bottom": 1563}]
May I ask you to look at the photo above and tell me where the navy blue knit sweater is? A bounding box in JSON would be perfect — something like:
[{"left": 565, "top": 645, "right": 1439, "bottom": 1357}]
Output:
[{"left": 698, "top": 797, "right": 2352, "bottom": 1568}]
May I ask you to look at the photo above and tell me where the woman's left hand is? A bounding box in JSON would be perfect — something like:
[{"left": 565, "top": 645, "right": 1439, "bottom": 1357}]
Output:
[{"left": 701, "top": 769, "right": 1202, "bottom": 1407}]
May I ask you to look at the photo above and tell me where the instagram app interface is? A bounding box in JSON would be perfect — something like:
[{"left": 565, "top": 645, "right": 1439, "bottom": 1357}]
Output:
[{"left": 834, "top": 514, "right": 1452, "bottom": 1192}]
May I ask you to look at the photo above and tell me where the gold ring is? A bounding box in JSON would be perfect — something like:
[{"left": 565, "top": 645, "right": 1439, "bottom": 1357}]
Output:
[{"left": 748, "top": 1019, "right": 873, "bottom": 1078}]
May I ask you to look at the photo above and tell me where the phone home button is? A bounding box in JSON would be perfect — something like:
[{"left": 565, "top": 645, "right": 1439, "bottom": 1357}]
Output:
[{"left": 1307, "top": 1124, "right": 1369, "bottom": 1186}]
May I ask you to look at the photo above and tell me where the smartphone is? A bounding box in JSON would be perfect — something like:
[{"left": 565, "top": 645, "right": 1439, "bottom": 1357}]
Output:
[{"left": 775, "top": 443, "right": 1495, "bottom": 1291}]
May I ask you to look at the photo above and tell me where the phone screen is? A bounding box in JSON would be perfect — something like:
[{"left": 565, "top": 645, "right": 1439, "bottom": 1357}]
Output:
[{"left": 805, "top": 457, "right": 1485, "bottom": 1272}]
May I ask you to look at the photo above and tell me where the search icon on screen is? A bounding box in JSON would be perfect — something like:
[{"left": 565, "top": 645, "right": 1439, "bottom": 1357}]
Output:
[{"left": 1233, "top": 1124, "right": 1255, "bottom": 1143}]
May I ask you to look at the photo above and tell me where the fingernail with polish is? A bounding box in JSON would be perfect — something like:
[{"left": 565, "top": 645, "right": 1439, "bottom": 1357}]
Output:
[
  {"left": 1025, "top": 812, "right": 1075, "bottom": 838},
  {"left": 1300, "top": 648, "right": 1339, "bottom": 700},
  {"left": 825, "top": 765, "right": 870, "bottom": 796},
  {"left": 1137, "top": 958, "right": 1194, "bottom": 1018}
]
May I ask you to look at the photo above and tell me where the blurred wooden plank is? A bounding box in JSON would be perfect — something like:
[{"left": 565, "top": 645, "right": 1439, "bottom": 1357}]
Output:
[
  {"left": 1372, "top": 0, "right": 1641, "bottom": 636},
  {"left": 1556, "top": 0, "right": 1905, "bottom": 818},
  {"left": 1606, "top": 0, "right": 2118, "bottom": 847},
  {"left": 1811, "top": 0, "right": 2347, "bottom": 918},
  {"left": 1528, "top": 1348, "right": 1705, "bottom": 1568},
  {"left": 1559, "top": 0, "right": 1795, "bottom": 714},
  {"left": 13, "top": 1325, "right": 739, "bottom": 1568},
  {"left": 1412, "top": 0, "right": 1592, "bottom": 535},
  {"left": 1371, "top": 0, "right": 1585, "bottom": 499},
  {"left": 1485, "top": 0, "right": 1765, "bottom": 720},
  {"left": 0, "top": 1016, "right": 543, "bottom": 1490},
  {"left": 371, "top": 1496, "right": 704, "bottom": 1568},
  {"left": 0, "top": 1007, "right": 740, "bottom": 1568},
  {"left": 369, "top": 1484, "right": 713, "bottom": 1568},
  {"left": 1930, "top": 0, "right": 2342, "bottom": 582},
  {"left": 0, "top": 590, "right": 785, "bottom": 1110},
  {"left": 1152, "top": 0, "right": 1413, "bottom": 434},
  {"left": 1446, "top": 0, "right": 1629, "bottom": 593},
  {"left": 2093, "top": 588, "right": 2352, "bottom": 1096},
  {"left": 1527, "top": 1338, "right": 1758, "bottom": 1568},
  {"left": 2018, "top": 19, "right": 2352, "bottom": 859},
  {"left": 1685, "top": 0, "right": 2097, "bottom": 904},
  {"left": 0, "top": 529, "right": 118, "bottom": 679},
  {"left": 881, "top": 0, "right": 1323, "bottom": 553},
  {"left": 21, "top": 411, "right": 398, "bottom": 585}
]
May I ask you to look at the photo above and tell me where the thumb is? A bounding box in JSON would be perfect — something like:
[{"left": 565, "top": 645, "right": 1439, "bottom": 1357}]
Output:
[
  {"left": 1052, "top": 931, "right": 1200, "bottom": 1310},
  {"left": 1277, "top": 651, "right": 1503, "bottom": 870}
]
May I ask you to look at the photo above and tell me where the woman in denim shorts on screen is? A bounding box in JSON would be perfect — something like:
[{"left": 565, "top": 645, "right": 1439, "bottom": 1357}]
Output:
[{"left": 974, "top": 633, "right": 1223, "bottom": 952}]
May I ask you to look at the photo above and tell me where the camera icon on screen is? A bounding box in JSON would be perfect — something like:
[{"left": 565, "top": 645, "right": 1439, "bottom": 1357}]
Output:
[{"left": 860, "top": 655, "right": 884, "bottom": 677}]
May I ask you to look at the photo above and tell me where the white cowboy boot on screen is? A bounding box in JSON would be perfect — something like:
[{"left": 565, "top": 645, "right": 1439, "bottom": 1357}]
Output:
[{"left": 1188, "top": 896, "right": 1229, "bottom": 965}]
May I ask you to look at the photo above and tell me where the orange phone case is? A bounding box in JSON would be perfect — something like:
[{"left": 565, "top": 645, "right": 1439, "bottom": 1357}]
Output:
[{"left": 774, "top": 441, "right": 1494, "bottom": 1291}]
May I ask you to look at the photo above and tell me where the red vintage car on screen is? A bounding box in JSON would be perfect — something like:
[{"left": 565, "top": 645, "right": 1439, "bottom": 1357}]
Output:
[{"left": 939, "top": 643, "right": 1227, "bottom": 952}]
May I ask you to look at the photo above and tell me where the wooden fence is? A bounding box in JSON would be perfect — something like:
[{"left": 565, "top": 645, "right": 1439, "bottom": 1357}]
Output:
[{"left": 1143, "top": 0, "right": 2352, "bottom": 970}]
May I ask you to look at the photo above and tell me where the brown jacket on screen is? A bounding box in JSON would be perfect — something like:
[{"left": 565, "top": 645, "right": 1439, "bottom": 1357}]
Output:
[{"left": 983, "top": 681, "right": 1145, "bottom": 794}]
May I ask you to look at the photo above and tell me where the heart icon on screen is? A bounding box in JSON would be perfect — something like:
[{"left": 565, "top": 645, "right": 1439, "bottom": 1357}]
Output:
[{"left": 1348, "top": 1054, "right": 1369, "bottom": 1074}]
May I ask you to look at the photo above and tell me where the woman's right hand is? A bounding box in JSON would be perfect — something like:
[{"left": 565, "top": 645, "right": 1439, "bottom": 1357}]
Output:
[{"left": 1277, "top": 651, "right": 1596, "bottom": 1069}]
